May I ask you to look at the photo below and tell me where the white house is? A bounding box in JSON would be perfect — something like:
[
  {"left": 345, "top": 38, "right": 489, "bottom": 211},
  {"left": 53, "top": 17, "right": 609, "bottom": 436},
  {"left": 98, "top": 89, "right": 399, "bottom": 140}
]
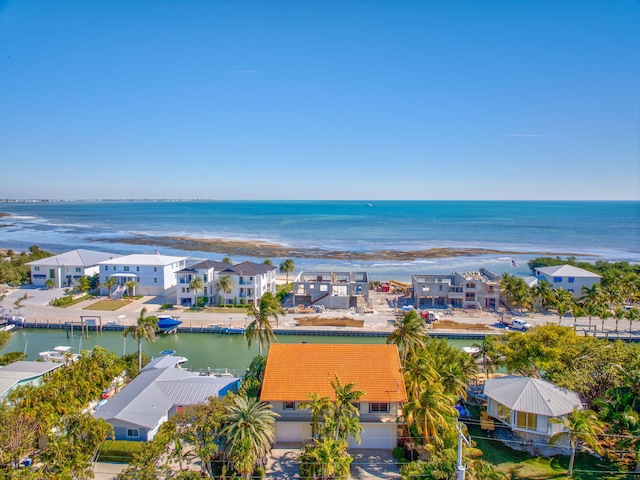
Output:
[
  {"left": 176, "top": 260, "right": 229, "bottom": 307},
  {"left": 260, "top": 344, "right": 407, "bottom": 449},
  {"left": 93, "top": 355, "right": 240, "bottom": 441},
  {"left": 484, "top": 375, "right": 583, "bottom": 443},
  {"left": 98, "top": 254, "right": 187, "bottom": 297},
  {"left": 534, "top": 265, "right": 601, "bottom": 297},
  {"left": 218, "top": 261, "right": 277, "bottom": 305},
  {"left": 27, "top": 249, "right": 118, "bottom": 289}
]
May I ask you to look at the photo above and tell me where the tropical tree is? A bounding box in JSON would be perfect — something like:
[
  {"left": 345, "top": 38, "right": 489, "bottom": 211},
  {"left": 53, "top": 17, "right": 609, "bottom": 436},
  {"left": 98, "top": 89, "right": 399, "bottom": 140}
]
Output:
[
  {"left": 278, "top": 258, "right": 295, "bottom": 284},
  {"left": 220, "top": 396, "right": 278, "bottom": 477},
  {"left": 77, "top": 275, "right": 91, "bottom": 294},
  {"left": 471, "top": 335, "right": 501, "bottom": 380},
  {"left": 262, "top": 259, "right": 273, "bottom": 266},
  {"left": 12, "top": 295, "right": 26, "bottom": 315},
  {"left": 214, "top": 274, "right": 233, "bottom": 306},
  {"left": 123, "top": 307, "right": 159, "bottom": 371},
  {"left": 189, "top": 276, "right": 204, "bottom": 307},
  {"left": 403, "top": 381, "right": 457, "bottom": 448},
  {"left": 329, "top": 375, "right": 364, "bottom": 442},
  {"left": 570, "top": 302, "right": 585, "bottom": 332},
  {"left": 298, "top": 437, "right": 352, "bottom": 480},
  {"left": 533, "top": 279, "right": 555, "bottom": 311},
  {"left": 626, "top": 307, "right": 640, "bottom": 339},
  {"left": 612, "top": 305, "right": 626, "bottom": 333},
  {"left": 125, "top": 279, "right": 137, "bottom": 299},
  {"left": 598, "top": 304, "right": 611, "bottom": 332},
  {"left": 45, "top": 279, "right": 56, "bottom": 290},
  {"left": 298, "top": 393, "right": 332, "bottom": 439},
  {"left": 222, "top": 256, "right": 233, "bottom": 265},
  {"left": 386, "top": 310, "right": 428, "bottom": 366},
  {"left": 101, "top": 276, "right": 118, "bottom": 298},
  {"left": 245, "top": 292, "right": 285, "bottom": 356},
  {"left": 552, "top": 288, "right": 575, "bottom": 324},
  {"left": 550, "top": 407, "right": 605, "bottom": 477}
]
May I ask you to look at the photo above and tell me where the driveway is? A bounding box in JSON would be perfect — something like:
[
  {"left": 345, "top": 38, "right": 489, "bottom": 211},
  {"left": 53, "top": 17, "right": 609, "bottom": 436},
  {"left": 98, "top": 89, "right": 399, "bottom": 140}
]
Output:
[{"left": 266, "top": 446, "right": 400, "bottom": 479}]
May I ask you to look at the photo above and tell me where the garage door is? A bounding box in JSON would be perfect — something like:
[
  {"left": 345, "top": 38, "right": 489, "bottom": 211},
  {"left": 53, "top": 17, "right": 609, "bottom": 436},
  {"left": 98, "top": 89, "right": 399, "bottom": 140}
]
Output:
[
  {"left": 275, "top": 422, "right": 312, "bottom": 444},
  {"left": 350, "top": 424, "right": 396, "bottom": 449}
]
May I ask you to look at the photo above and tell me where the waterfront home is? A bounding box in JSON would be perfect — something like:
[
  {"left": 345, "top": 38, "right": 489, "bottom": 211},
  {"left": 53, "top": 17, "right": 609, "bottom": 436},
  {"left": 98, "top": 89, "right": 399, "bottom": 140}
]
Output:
[
  {"left": 412, "top": 268, "right": 500, "bottom": 310},
  {"left": 291, "top": 271, "right": 369, "bottom": 309},
  {"left": 0, "top": 361, "right": 63, "bottom": 401},
  {"left": 176, "top": 259, "right": 229, "bottom": 306},
  {"left": 27, "top": 249, "right": 118, "bottom": 289},
  {"left": 97, "top": 254, "right": 187, "bottom": 297},
  {"left": 216, "top": 261, "right": 277, "bottom": 305},
  {"left": 260, "top": 344, "right": 407, "bottom": 449},
  {"left": 534, "top": 265, "right": 601, "bottom": 298},
  {"left": 483, "top": 375, "right": 583, "bottom": 443},
  {"left": 93, "top": 355, "right": 240, "bottom": 441}
]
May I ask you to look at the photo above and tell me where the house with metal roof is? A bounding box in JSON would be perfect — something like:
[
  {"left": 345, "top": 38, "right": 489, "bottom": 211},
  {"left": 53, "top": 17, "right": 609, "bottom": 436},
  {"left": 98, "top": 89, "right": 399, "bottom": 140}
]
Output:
[
  {"left": 0, "top": 361, "right": 63, "bottom": 401},
  {"left": 484, "top": 376, "right": 583, "bottom": 442},
  {"left": 97, "top": 254, "right": 187, "bottom": 298},
  {"left": 260, "top": 344, "right": 407, "bottom": 449},
  {"left": 93, "top": 356, "right": 240, "bottom": 441},
  {"left": 26, "top": 249, "right": 119, "bottom": 289},
  {"left": 534, "top": 265, "right": 601, "bottom": 298}
]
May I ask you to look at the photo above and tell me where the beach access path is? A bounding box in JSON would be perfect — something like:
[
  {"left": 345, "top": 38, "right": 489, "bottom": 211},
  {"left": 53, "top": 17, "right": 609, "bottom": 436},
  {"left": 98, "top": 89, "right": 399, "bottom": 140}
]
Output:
[{"left": 2, "top": 285, "right": 638, "bottom": 341}]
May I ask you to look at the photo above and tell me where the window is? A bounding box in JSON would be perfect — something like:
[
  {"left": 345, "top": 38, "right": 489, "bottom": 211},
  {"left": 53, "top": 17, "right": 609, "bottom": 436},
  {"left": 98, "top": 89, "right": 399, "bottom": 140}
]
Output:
[
  {"left": 154, "top": 278, "right": 158, "bottom": 283},
  {"left": 124, "top": 266, "right": 129, "bottom": 272},
  {"left": 104, "top": 266, "right": 109, "bottom": 271},
  {"left": 369, "top": 403, "right": 389, "bottom": 413},
  {"left": 497, "top": 403, "right": 511, "bottom": 423},
  {"left": 35, "top": 266, "right": 40, "bottom": 271},
  {"left": 75, "top": 267, "right": 81, "bottom": 272},
  {"left": 154, "top": 267, "right": 157, "bottom": 272},
  {"left": 204, "top": 287, "right": 208, "bottom": 294},
  {"left": 553, "top": 277, "right": 562, "bottom": 283},
  {"left": 568, "top": 277, "right": 575, "bottom": 283},
  {"left": 516, "top": 411, "right": 537, "bottom": 431},
  {"left": 568, "top": 289, "right": 574, "bottom": 293},
  {"left": 136, "top": 266, "right": 140, "bottom": 271},
  {"left": 49, "top": 269, "right": 55, "bottom": 279},
  {"left": 283, "top": 401, "right": 295, "bottom": 410},
  {"left": 126, "top": 428, "right": 139, "bottom": 438},
  {"left": 203, "top": 274, "right": 208, "bottom": 282}
]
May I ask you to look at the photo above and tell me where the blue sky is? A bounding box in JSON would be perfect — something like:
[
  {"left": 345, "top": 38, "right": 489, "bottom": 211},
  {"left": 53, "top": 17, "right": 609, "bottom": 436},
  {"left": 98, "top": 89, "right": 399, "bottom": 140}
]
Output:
[{"left": 1, "top": 0, "right": 638, "bottom": 200}]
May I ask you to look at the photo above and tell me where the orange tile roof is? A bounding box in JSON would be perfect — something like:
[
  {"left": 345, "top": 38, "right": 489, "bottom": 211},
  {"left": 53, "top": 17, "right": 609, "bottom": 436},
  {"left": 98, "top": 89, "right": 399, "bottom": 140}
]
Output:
[{"left": 260, "top": 344, "right": 407, "bottom": 403}]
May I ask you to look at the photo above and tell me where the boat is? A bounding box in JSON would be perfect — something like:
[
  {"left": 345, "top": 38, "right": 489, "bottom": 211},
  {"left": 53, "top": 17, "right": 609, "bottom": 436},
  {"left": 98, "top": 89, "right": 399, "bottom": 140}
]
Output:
[
  {"left": 462, "top": 346, "right": 480, "bottom": 355},
  {"left": 39, "top": 346, "right": 80, "bottom": 363},
  {"left": 157, "top": 317, "right": 182, "bottom": 333},
  {"left": 159, "top": 350, "right": 188, "bottom": 365},
  {"left": 1, "top": 324, "right": 16, "bottom": 332}
]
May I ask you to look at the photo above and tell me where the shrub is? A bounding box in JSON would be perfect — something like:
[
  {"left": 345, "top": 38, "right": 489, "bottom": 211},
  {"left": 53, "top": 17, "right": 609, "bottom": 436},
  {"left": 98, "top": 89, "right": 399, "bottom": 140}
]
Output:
[
  {"left": 392, "top": 446, "right": 406, "bottom": 460},
  {"left": 98, "top": 440, "right": 146, "bottom": 463},
  {"left": 160, "top": 302, "right": 174, "bottom": 310}
]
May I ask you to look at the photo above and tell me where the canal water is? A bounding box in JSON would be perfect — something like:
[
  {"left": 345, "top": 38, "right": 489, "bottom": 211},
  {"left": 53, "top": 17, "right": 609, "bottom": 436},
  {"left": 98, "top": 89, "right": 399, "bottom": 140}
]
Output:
[{"left": 1, "top": 329, "right": 474, "bottom": 375}]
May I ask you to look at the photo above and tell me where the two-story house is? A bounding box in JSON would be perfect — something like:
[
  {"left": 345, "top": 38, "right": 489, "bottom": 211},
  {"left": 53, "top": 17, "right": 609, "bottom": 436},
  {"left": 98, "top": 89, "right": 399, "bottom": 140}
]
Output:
[
  {"left": 218, "top": 261, "right": 277, "bottom": 305},
  {"left": 27, "top": 249, "right": 118, "bottom": 289},
  {"left": 292, "top": 271, "right": 370, "bottom": 309},
  {"left": 176, "top": 260, "right": 229, "bottom": 306},
  {"left": 534, "top": 265, "right": 601, "bottom": 298},
  {"left": 98, "top": 254, "right": 187, "bottom": 297},
  {"left": 260, "top": 344, "right": 407, "bottom": 449},
  {"left": 412, "top": 268, "right": 500, "bottom": 310}
]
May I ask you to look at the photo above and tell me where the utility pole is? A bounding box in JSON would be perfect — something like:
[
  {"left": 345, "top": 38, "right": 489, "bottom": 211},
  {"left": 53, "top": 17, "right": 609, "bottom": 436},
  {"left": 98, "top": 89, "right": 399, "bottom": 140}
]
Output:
[{"left": 456, "top": 421, "right": 471, "bottom": 480}]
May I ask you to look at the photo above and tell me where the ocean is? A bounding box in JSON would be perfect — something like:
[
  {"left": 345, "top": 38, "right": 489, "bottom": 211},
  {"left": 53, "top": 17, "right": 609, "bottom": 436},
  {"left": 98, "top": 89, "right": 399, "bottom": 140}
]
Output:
[{"left": 1, "top": 200, "right": 638, "bottom": 281}]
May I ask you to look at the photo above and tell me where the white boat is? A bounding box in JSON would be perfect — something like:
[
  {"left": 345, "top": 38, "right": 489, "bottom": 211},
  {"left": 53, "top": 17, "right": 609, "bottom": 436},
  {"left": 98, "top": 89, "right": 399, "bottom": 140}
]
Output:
[
  {"left": 0, "top": 324, "right": 16, "bottom": 332},
  {"left": 39, "top": 346, "right": 80, "bottom": 363},
  {"left": 462, "top": 346, "right": 480, "bottom": 355}
]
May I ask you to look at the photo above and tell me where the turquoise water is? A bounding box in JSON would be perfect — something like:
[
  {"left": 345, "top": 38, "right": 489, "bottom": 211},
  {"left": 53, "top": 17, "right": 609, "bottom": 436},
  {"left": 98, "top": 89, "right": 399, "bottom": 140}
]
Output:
[
  {"left": 1, "top": 328, "right": 473, "bottom": 373},
  {"left": 1, "top": 200, "right": 638, "bottom": 280}
]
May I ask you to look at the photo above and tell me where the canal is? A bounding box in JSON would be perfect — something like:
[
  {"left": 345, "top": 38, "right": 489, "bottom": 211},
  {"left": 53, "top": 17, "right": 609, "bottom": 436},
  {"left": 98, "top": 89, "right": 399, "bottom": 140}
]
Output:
[{"left": 1, "top": 329, "right": 476, "bottom": 375}]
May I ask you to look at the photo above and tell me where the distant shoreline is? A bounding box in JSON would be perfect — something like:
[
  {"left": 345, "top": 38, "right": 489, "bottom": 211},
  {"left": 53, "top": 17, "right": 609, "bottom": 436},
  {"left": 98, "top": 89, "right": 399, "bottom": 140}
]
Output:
[{"left": 95, "top": 234, "right": 581, "bottom": 262}]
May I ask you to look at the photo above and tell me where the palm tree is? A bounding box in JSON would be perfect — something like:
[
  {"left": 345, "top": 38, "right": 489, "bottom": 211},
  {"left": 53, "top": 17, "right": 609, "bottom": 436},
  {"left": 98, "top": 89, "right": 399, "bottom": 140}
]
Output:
[
  {"left": 612, "top": 305, "right": 626, "bottom": 333},
  {"left": 550, "top": 407, "right": 605, "bottom": 477},
  {"left": 570, "top": 303, "right": 585, "bottom": 332},
  {"left": 598, "top": 304, "right": 611, "bottom": 332},
  {"left": 329, "top": 375, "right": 364, "bottom": 442},
  {"left": 472, "top": 335, "right": 500, "bottom": 380},
  {"left": 626, "top": 307, "right": 640, "bottom": 340},
  {"left": 552, "top": 288, "right": 574, "bottom": 324},
  {"left": 214, "top": 274, "right": 233, "bottom": 306},
  {"left": 245, "top": 292, "right": 285, "bottom": 355},
  {"left": 125, "top": 280, "right": 136, "bottom": 299},
  {"left": 298, "top": 437, "right": 352, "bottom": 480},
  {"left": 533, "top": 279, "right": 555, "bottom": 311},
  {"left": 123, "top": 307, "right": 159, "bottom": 371},
  {"left": 12, "top": 295, "right": 26, "bottom": 315},
  {"left": 220, "top": 396, "right": 278, "bottom": 476},
  {"left": 298, "top": 393, "right": 332, "bottom": 439},
  {"left": 262, "top": 259, "right": 273, "bottom": 266},
  {"left": 402, "top": 348, "right": 439, "bottom": 400},
  {"left": 101, "top": 276, "right": 118, "bottom": 298},
  {"left": 278, "top": 258, "right": 295, "bottom": 284},
  {"left": 403, "top": 381, "right": 457, "bottom": 447},
  {"left": 222, "top": 256, "right": 233, "bottom": 265},
  {"left": 386, "top": 310, "right": 428, "bottom": 365},
  {"left": 189, "top": 276, "right": 204, "bottom": 307}
]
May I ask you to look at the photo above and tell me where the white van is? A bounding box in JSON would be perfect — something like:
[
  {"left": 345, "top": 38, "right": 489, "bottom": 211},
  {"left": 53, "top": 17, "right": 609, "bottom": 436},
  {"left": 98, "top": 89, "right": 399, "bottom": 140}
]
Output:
[{"left": 511, "top": 318, "right": 532, "bottom": 331}]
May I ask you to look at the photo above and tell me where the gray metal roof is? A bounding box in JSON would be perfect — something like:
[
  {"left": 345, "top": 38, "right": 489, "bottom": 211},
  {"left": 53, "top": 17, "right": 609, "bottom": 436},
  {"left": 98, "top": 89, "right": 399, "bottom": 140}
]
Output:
[
  {"left": 93, "top": 359, "right": 239, "bottom": 429},
  {"left": 221, "top": 261, "right": 276, "bottom": 276},
  {"left": 484, "top": 375, "right": 582, "bottom": 417},
  {"left": 0, "top": 361, "right": 62, "bottom": 398},
  {"left": 26, "top": 249, "right": 118, "bottom": 267},
  {"left": 143, "top": 355, "right": 183, "bottom": 370}
]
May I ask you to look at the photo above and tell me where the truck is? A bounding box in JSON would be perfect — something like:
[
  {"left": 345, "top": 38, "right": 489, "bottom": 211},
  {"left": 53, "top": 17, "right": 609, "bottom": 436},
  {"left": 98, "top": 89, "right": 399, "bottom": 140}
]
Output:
[
  {"left": 500, "top": 316, "right": 532, "bottom": 331},
  {"left": 420, "top": 310, "right": 441, "bottom": 322}
]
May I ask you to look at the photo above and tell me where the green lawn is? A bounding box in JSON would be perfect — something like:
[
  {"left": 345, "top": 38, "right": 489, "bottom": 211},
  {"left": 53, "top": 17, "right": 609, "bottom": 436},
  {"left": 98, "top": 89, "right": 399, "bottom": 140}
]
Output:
[
  {"left": 83, "top": 299, "right": 132, "bottom": 311},
  {"left": 53, "top": 294, "right": 95, "bottom": 308},
  {"left": 466, "top": 406, "right": 625, "bottom": 479}
]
